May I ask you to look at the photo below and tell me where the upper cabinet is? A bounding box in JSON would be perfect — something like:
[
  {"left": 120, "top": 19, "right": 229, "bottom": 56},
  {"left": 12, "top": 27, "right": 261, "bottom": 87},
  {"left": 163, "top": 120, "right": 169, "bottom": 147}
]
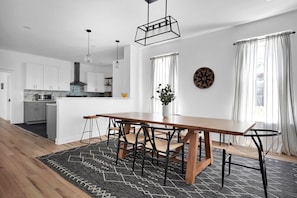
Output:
[
  {"left": 58, "top": 65, "right": 70, "bottom": 91},
  {"left": 25, "top": 63, "right": 71, "bottom": 91},
  {"left": 86, "top": 72, "right": 104, "bottom": 93},
  {"left": 44, "top": 65, "right": 59, "bottom": 90},
  {"left": 25, "top": 63, "right": 44, "bottom": 90}
]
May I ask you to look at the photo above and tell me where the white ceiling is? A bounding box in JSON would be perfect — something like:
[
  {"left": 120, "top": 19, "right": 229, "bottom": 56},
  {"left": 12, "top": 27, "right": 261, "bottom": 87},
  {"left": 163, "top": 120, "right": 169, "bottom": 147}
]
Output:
[{"left": 1, "top": 0, "right": 297, "bottom": 66}]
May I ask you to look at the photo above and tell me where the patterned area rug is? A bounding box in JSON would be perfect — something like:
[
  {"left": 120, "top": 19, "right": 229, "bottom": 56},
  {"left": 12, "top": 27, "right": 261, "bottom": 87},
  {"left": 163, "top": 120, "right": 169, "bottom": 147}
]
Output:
[{"left": 37, "top": 140, "right": 297, "bottom": 198}]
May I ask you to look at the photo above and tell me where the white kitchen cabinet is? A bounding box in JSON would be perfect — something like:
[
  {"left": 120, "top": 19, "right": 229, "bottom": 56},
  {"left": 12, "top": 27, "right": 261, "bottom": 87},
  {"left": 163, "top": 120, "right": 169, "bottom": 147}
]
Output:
[
  {"left": 44, "top": 65, "right": 59, "bottom": 90},
  {"left": 86, "top": 72, "right": 104, "bottom": 92},
  {"left": 25, "top": 63, "right": 44, "bottom": 90},
  {"left": 58, "top": 65, "right": 71, "bottom": 91},
  {"left": 25, "top": 63, "right": 71, "bottom": 91}
]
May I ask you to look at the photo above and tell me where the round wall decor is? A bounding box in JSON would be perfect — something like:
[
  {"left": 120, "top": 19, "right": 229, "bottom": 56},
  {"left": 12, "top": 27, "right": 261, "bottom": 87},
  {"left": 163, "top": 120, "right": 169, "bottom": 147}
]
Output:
[{"left": 193, "top": 67, "right": 215, "bottom": 89}]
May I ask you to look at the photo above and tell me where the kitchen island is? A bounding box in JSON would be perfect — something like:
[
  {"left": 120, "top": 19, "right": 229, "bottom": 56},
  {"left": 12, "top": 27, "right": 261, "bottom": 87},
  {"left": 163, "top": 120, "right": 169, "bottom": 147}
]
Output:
[{"left": 53, "top": 96, "right": 138, "bottom": 144}]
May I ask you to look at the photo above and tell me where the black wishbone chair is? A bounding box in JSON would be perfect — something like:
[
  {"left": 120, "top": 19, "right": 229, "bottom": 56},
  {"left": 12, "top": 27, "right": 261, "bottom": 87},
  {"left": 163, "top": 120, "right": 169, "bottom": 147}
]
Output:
[
  {"left": 221, "top": 129, "right": 281, "bottom": 198},
  {"left": 141, "top": 125, "right": 185, "bottom": 185},
  {"left": 106, "top": 118, "right": 120, "bottom": 145},
  {"left": 115, "top": 121, "right": 148, "bottom": 171}
]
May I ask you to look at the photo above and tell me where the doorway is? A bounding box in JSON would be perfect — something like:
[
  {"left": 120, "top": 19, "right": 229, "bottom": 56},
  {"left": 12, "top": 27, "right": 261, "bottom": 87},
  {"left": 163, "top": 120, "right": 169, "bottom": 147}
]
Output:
[{"left": 0, "top": 71, "right": 12, "bottom": 122}]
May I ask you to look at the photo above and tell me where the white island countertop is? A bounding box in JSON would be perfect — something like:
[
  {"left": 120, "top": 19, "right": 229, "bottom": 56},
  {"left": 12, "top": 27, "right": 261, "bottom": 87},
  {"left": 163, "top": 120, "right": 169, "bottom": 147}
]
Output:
[{"left": 24, "top": 100, "right": 56, "bottom": 103}]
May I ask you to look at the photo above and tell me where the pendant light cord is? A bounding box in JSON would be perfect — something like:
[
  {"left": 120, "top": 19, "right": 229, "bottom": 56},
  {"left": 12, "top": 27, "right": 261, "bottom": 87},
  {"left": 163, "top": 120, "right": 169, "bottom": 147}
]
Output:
[
  {"left": 147, "top": 1, "right": 150, "bottom": 26},
  {"left": 165, "top": 0, "right": 167, "bottom": 17},
  {"left": 116, "top": 40, "right": 120, "bottom": 63},
  {"left": 117, "top": 41, "right": 118, "bottom": 61},
  {"left": 86, "top": 29, "right": 91, "bottom": 56},
  {"left": 87, "top": 31, "right": 90, "bottom": 55}
]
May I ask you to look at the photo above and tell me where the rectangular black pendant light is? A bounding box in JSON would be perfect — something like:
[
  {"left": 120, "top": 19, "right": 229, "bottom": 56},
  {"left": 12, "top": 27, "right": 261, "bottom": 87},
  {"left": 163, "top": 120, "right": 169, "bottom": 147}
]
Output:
[{"left": 135, "top": 0, "right": 181, "bottom": 46}]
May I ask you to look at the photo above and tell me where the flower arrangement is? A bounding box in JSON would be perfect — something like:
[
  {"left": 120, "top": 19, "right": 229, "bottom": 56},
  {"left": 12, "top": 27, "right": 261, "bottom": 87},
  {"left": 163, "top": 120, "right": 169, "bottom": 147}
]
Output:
[{"left": 156, "top": 84, "right": 175, "bottom": 106}]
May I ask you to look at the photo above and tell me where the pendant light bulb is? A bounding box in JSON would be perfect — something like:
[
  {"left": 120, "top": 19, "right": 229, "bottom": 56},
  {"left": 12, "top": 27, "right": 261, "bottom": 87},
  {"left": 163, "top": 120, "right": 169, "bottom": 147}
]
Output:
[
  {"left": 84, "top": 29, "right": 93, "bottom": 63},
  {"left": 115, "top": 40, "right": 120, "bottom": 68}
]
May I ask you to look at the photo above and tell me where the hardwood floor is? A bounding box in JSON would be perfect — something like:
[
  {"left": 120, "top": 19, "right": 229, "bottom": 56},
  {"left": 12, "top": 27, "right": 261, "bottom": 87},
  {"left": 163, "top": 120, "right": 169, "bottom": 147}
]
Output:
[
  {"left": 0, "top": 118, "right": 104, "bottom": 198},
  {"left": 1, "top": 118, "right": 297, "bottom": 197}
]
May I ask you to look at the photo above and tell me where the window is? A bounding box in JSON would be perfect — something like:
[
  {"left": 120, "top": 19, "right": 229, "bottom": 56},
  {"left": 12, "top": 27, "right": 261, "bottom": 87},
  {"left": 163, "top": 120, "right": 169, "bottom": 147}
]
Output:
[
  {"left": 150, "top": 53, "right": 178, "bottom": 114},
  {"left": 233, "top": 31, "right": 297, "bottom": 155},
  {"left": 255, "top": 40, "right": 265, "bottom": 121}
]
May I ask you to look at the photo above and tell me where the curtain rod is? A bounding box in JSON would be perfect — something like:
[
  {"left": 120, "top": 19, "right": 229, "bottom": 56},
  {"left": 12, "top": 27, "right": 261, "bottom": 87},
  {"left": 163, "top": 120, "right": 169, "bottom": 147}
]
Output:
[
  {"left": 233, "top": 30, "right": 296, "bottom": 45},
  {"left": 150, "top": 52, "right": 179, "bottom": 60}
]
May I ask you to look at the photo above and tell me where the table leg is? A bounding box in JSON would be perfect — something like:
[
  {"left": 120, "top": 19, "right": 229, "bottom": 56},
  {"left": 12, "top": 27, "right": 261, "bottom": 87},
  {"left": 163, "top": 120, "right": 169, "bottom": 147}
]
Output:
[
  {"left": 204, "top": 130, "right": 213, "bottom": 164},
  {"left": 185, "top": 129, "right": 198, "bottom": 184},
  {"left": 184, "top": 129, "right": 213, "bottom": 184}
]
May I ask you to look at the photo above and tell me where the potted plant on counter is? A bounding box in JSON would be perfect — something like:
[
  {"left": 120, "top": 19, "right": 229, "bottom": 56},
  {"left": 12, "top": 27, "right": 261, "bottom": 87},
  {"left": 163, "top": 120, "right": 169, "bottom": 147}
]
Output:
[{"left": 156, "top": 84, "right": 175, "bottom": 117}]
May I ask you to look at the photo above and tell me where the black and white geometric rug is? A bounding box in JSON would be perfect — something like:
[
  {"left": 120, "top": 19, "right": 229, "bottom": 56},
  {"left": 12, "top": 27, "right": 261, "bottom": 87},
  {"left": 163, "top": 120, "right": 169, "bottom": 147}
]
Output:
[{"left": 37, "top": 140, "right": 297, "bottom": 198}]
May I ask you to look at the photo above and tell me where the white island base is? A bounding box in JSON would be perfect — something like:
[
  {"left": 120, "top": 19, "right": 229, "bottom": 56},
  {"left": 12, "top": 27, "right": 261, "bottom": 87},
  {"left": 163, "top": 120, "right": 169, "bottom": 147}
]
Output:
[{"left": 54, "top": 97, "right": 138, "bottom": 145}]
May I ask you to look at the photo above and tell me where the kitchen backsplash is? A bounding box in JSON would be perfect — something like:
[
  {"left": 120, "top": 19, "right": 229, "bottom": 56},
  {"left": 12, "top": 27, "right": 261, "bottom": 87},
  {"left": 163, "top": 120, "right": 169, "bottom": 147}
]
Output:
[
  {"left": 24, "top": 85, "right": 104, "bottom": 101},
  {"left": 24, "top": 90, "right": 68, "bottom": 101}
]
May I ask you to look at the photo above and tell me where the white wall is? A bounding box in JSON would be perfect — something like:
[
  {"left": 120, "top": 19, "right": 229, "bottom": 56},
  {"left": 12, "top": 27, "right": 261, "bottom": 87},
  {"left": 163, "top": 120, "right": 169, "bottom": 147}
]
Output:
[
  {"left": 112, "top": 59, "right": 125, "bottom": 97},
  {"left": 140, "top": 10, "right": 297, "bottom": 120},
  {"left": 112, "top": 45, "right": 137, "bottom": 98},
  {"left": 0, "top": 49, "right": 112, "bottom": 123}
]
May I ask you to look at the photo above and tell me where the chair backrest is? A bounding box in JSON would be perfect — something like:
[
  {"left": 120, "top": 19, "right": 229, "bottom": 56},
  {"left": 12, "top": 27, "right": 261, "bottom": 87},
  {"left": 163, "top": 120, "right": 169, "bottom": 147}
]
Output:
[
  {"left": 109, "top": 118, "right": 119, "bottom": 128},
  {"left": 244, "top": 129, "right": 281, "bottom": 156},
  {"left": 116, "top": 120, "right": 148, "bottom": 143},
  {"left": 144, "top": 126, "right": 182, "bottom": 152}
]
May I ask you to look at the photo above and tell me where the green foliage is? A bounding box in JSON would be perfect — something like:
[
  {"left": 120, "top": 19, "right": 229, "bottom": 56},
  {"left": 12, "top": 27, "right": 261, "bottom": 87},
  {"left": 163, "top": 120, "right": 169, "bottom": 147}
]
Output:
[{"left": 156, "top": 84, "right": 175, "bottom": 106}]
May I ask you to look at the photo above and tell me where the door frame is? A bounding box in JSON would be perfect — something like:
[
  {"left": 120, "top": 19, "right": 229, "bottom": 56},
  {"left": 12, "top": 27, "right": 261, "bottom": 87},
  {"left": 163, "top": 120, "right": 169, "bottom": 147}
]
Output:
[{"left": 0, "top": 70, "right": 12, "bottom": 122}]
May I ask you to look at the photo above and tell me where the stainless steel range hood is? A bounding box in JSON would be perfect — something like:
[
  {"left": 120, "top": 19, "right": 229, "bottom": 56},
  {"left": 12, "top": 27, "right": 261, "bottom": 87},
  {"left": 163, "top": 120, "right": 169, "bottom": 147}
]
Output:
[{"left": 70, "top": 62, "right": 87, "bottom": 86}]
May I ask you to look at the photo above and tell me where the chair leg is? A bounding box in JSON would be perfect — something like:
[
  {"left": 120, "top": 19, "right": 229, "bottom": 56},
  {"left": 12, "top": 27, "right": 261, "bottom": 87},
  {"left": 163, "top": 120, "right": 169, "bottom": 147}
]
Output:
[
  {"left": 132, "top": 144, "right": 138, "bottom": 171},
  {"left": 80, "top": 119, "right": 91, "bottom": 144},
  {"left": 141, "top": 147, "right": 146, "bottom": 176},
  {"left": 222, "top": 149, "right": 226, "bottom": 187},
  {"left": 115, "top": 137, "right": 121, "bottom": 165},
  {"left": 228, "top": 154, "right": 232, "bottom": 175},
  {"left": 95, "top": 118, "right": 102, "bottom": 141},
  {"left": 164, "top": 153, "right": 169, "bottom": 185},
  {"left": 181, "top": 145, "right": 185, "bottom": 174},
  {"left": 199, "top": 136, "right": 202, "bottom": 161},
  {"left": 88, "top": 119, "right": 92, "bottom": 143},
  {"left": 259, "top": 157, "right": 268, "bottom": 198},
  {"left": 107, "top": 128, "right": 111, "bottom": 145},
  {"left": 80, "top": 119, "right": 88, "bottom": 143}
]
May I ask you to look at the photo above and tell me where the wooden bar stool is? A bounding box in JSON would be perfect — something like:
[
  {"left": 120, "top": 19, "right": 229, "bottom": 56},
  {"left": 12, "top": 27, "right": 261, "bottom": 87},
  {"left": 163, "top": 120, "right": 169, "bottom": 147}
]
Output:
[{"left": 80, "top": 115, "right": 102, "bottom": 144}]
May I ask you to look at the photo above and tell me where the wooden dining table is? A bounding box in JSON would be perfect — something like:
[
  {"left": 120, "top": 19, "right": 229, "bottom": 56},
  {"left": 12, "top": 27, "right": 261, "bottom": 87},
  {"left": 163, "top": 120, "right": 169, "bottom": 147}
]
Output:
[{"left": 97, "top": 112, "right": 255, "bottom": 184}]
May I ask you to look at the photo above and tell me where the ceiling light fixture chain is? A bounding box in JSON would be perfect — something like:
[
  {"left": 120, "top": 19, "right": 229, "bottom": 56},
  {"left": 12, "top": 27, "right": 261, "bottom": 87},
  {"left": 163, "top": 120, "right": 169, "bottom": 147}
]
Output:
[
  {"left": 135, "top": 0, "right": 181, "bottom": 46},
  {"left": 84, "top": 29, "right": 93, "bottom": 63},
  {"left": 115, "top": 40, "right": 120, "bottom": 68}
]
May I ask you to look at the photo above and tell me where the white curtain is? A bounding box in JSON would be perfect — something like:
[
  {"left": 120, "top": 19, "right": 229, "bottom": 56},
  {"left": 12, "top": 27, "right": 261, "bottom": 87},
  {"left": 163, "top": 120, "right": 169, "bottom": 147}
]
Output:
[
  {"left": 233, "top": 40, "right": 258, "bottom": 122},
  {"left": 264, "top": 33, "right": 297, "bottom": 156},
  {"left": 232, "top": 40, "right": 259, "bottom": 148},
  {"left": 233, "top": 32, "right": 297, "bottom": 156},
  {"left": 150, "top": 54, "right": 178, "bottom": 114}
]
